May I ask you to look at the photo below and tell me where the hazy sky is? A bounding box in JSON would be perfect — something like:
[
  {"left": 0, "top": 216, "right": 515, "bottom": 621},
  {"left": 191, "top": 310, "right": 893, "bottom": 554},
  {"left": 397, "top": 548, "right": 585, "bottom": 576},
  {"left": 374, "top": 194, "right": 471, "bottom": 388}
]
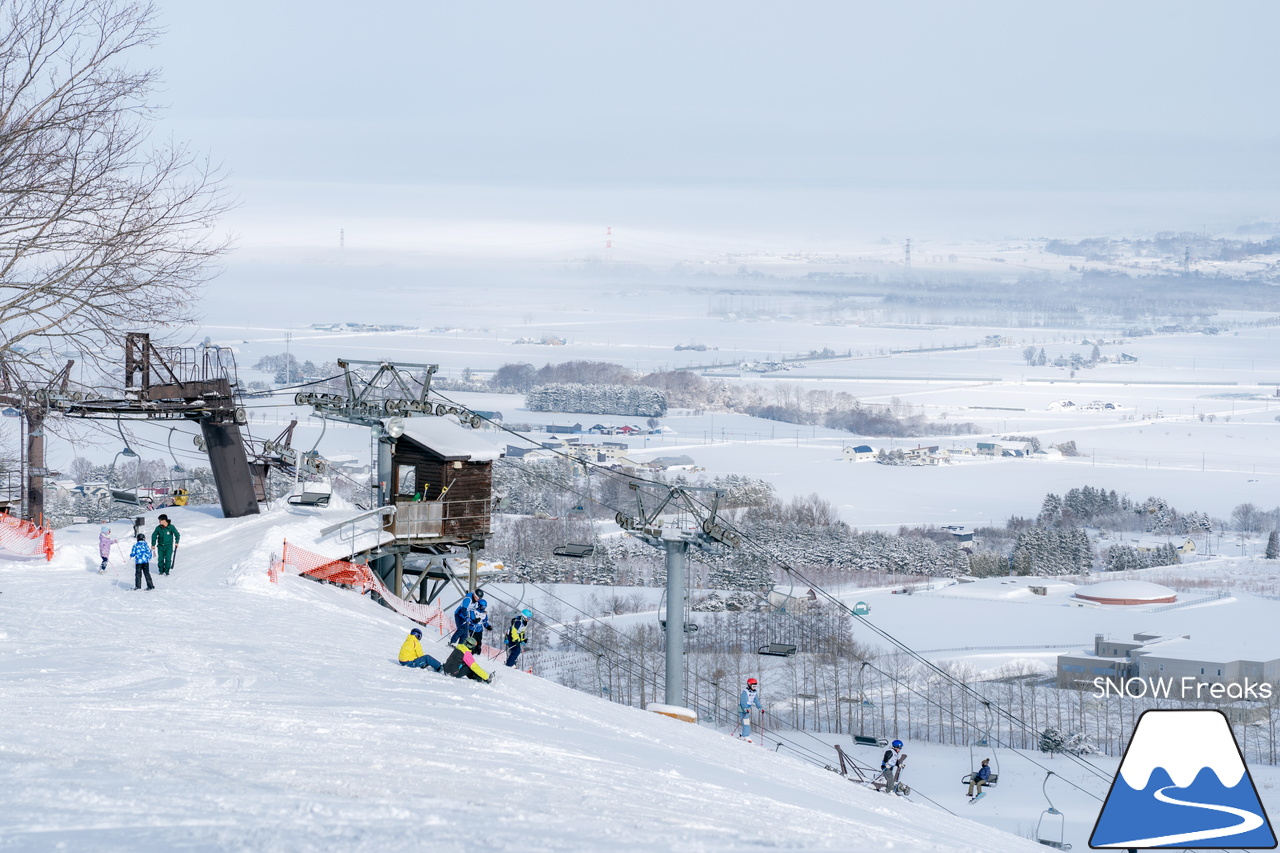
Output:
[{"left": 147, "top": 1, "right": 1280, "bottom": 241}]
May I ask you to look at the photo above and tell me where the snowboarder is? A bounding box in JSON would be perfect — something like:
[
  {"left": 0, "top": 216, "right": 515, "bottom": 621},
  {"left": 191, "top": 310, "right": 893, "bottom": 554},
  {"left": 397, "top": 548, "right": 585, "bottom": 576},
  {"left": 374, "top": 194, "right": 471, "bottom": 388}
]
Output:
[
  {"left": 98, "top": 525, "right": 118, "bottom": 573},
  {"left": 150, "top": 515, "right": 180, "bottom": 576},
  {"left": 739, "top": 677, "right": 762, "bottom": 741},
  {"left": 504, "top": 608, "right": 531, "bottom": 668},
  {"left": 130, "top": 534, "right": 155, "bottom": 591},
  {"left": 443, "top": 635, "right": 492, "bottom": 683},
  {"left": 398, "top": 628, "right": 442, "bottom": 671},
  {"left": 967, "top": 757, "right": 991, "bottom": 797},
  {"left": 878, "top": 740, "right": 906, "bottom": 794},
  {"left": 468, "top": 598, "right": 492, "bottom": 647}
]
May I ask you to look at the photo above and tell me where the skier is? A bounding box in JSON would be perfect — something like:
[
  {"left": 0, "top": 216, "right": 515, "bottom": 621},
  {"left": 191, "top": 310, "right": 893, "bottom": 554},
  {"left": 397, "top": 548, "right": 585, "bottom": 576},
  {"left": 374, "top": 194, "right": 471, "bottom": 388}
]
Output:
[
  {"left": 98, "top": 525, "right": 118, "bottom": 573},
  {"left": 398, "top": 627, "right": 443, "bottom": 671},
  {"left": 449, "top": 591, "right": 477, "bottom": 644},
  {"left": 967, "top": 758, "right": 991, "bottom": 798},
  {"left": 738, "top": 677, "right": 763, "bottom": 741},
  {"left": 504, "top": 608, "right": 531, "bottom": 668},
  {"left": 468, "top": 598, "right": 492, "bottom": 647},
  {"left": 443, "top": 635, "right": 493, "bottom": 683},
  {"left": 130, "top": 534, "right": 155, "bottom": 591},
  {"left": 878, "top": 740, "right": 906, "bottom": 794},
  {"left": 150, "top": 514, "right": 180, "bottom": 576}
]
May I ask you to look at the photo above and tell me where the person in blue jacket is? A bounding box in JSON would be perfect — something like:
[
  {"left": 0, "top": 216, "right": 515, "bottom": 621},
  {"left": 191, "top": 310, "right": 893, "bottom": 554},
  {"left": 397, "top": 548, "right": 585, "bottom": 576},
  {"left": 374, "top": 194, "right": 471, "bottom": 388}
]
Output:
[
  {"left": 967, "top": 757, "right": 991, "bottom": 797},
  {"left": 130, "top": 534, "right": 155, "bottom": 591},
  {"left": 739, "top": 677, "right": 762, "bottom": 740},
  {"left": 449, "top": 590, "right": 480, "bottom": 644}
]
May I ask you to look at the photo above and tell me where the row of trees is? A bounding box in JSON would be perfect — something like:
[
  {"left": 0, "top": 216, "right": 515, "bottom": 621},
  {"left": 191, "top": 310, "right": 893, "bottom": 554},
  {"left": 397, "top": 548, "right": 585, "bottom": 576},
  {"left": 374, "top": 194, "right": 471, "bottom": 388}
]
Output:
[{"left": 525, "top": 383, "right": 667, "bottom": 417}]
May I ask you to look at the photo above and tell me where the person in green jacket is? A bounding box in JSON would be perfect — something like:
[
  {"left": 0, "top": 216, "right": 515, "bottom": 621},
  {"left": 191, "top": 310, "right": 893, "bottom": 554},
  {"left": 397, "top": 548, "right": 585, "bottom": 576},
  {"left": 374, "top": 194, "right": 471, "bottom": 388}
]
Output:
[{"left": 151, "top": 514, "right": 181, "bottom": 575}]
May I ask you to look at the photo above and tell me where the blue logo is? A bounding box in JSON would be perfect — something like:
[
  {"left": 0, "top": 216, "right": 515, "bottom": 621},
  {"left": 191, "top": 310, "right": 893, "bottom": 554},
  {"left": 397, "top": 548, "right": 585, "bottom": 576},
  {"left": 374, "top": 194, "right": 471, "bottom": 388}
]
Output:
[{"left": 1090, "top": 709, "right": 1276, "bottom": 849}]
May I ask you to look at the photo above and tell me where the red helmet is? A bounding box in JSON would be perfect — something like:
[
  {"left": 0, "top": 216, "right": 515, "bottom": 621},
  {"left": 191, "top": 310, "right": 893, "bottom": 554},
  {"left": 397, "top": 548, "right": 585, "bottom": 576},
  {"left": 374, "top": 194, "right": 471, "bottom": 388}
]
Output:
[{"left": 746, "top": 678, "right": 758, "bottom": 686}]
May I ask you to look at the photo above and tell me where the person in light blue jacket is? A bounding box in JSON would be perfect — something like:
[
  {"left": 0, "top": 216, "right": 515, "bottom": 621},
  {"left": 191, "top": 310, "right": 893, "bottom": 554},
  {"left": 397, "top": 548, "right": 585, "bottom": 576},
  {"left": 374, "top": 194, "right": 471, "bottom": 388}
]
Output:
[
  {"left": 739, "top": 677, "right": 762, "bottom": 740},
  {"left": 130, "top": 534, "right": 154, "bottom": 591}
]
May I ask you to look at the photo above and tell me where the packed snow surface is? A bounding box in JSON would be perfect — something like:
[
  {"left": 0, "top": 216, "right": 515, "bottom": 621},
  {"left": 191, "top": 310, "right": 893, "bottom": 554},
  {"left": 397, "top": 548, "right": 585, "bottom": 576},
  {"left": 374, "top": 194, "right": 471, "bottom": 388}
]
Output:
[{"left": 0, "top": 506, "right": 1048, "bottom": 852}]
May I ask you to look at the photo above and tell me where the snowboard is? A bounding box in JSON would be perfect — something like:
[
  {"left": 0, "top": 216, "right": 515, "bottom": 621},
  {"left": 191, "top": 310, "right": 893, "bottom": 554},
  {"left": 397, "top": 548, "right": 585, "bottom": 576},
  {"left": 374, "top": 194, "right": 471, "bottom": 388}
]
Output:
[{"left": 969, "top": 791, "right": 986, "bottom": 804}]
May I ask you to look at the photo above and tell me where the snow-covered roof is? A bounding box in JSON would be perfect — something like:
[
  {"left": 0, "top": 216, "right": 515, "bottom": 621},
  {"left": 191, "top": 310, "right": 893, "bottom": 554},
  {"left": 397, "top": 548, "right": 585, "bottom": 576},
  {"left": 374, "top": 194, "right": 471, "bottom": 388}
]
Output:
[
  {"left": 1074, "top": 580, "right": 1176, "bottom": 603},
  {"left": 395, "top": 417, "right": 504, "bottom": 462},
  {"left": 1138, "top": 638, "right": 1280, "bottom": 664}
]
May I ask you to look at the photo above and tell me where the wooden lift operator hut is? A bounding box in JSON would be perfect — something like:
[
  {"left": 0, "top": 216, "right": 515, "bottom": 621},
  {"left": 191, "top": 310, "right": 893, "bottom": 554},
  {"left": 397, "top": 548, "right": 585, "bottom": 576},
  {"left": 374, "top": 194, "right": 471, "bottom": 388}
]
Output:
[
  {"left": 296, "top": 359, "right": 503, "bottom": 602},
  {"left": 386, "top": 416, "right": 503, "bottom": 598}
]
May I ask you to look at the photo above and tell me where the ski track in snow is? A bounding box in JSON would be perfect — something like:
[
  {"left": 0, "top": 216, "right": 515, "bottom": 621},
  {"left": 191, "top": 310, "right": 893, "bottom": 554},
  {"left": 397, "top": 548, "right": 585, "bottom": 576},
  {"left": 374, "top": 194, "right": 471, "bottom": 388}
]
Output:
[{"left": 0, "top": 506, "right": 1050, "bottom": 852}]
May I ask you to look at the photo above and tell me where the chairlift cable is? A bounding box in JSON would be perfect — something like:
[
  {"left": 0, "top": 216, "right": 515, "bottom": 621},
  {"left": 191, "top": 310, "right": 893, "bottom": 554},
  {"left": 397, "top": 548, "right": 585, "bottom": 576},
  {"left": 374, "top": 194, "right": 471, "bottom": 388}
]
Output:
[{"left": 673, "top": 503, "right": 1117, "bottom": 789}]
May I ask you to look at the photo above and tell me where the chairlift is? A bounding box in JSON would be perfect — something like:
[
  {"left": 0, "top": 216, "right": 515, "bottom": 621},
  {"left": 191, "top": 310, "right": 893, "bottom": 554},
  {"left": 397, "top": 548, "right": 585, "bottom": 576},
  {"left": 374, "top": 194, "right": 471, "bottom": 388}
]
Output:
[
  {"left": 108, "top": 446, "right": 153, "bottom": 509},
  {"left": 553, "top": 543, "right": 595, "bottom": 558},
  {"left": 553, "top": 464, "right": 594, "bottom": 558},
  {"left": 1035, "top": 771, "right": 1072, "bottom": 850},
  {"left": 850, "top": 662, "right": 883, "bottom": 747},
  {"left": 963, "top": 719, "right": 1001, "bottom": 789},
  {"left": 757, "top": 642, "right": 797, "bottom": 657},
  {"left": 288, "top": 480, "right": 333, "bottom": 508}
]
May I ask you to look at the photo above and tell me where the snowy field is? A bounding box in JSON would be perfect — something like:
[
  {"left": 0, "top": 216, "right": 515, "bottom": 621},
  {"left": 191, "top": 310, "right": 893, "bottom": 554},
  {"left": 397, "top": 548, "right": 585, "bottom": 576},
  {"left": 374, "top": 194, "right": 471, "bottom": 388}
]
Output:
[{"left": 1, "top": 505, "right": 1079, "bottom": 853}]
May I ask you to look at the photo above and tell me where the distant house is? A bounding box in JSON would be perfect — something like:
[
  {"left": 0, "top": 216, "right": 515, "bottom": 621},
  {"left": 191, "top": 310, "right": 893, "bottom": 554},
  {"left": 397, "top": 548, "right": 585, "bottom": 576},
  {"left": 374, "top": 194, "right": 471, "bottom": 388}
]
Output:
[
  {"left": 1135, "top": 537, "right": 1197, "bottom": 556},
  {"left": 470, "top": 410, "right": 503, "bottom": 424},
  {"left": 545, "top": 423, "right": 582, "bottom": 435},
  {"left": 976, "top": 442, "right": 1001, "bottom": 456},
  {"left": 842, "top": 444, "right": 875, "bottom": 463},
  {"left": 767, "top": 586, "right": 818, "bottom": 613},
  {"left": 1118, "top": 353, "right": 1139, "bottom": 363},
  {"left": 1001, "top": 448, "right": 1026, "bottom": 458},
  {"left": 597, "top": 441, "right": 629, "bottom": 461}
]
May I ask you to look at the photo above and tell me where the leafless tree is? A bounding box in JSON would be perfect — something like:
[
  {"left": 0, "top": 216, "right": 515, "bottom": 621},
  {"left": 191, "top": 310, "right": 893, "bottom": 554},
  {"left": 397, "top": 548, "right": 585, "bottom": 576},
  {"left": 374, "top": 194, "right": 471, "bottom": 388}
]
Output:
[{"left": 0, "top": 0, "right": 231, "bottom": 382}]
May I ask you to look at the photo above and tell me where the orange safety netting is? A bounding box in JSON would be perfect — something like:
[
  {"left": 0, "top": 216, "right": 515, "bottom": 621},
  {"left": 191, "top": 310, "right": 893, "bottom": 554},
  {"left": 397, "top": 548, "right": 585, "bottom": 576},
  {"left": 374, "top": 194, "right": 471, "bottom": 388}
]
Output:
[
  {"left": 269, "top": 540, "right": 503, "bottom": 659},
  {"left": 0, "top": 513, "right": 54, "bottom": 561}
]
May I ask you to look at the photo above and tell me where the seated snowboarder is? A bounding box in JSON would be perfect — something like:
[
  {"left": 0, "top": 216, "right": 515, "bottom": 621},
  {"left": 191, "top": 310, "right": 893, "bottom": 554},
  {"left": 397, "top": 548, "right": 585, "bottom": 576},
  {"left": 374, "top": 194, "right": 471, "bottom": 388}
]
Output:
[
  {"left": 398, "top": 628, "right": 442, "bottom": 671},
  {"left": 967, "top": 758, "right": 991, "bottom": 797},
  {"left": 443, "top": 636, "right": 492, "bottom": 683}
]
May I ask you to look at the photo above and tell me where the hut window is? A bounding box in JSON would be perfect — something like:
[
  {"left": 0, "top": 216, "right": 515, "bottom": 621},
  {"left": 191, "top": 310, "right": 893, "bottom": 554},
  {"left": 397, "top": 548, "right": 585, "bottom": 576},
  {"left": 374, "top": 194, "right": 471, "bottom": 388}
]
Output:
[{"left": 397, "top": 465, "right": 417, "bottom": 496}]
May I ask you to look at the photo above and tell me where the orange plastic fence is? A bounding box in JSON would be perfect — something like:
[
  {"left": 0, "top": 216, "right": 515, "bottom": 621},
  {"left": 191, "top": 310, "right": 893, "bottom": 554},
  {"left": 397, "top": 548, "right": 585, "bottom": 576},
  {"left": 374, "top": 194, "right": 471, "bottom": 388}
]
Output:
[
  {"left": 269, "top": 540, "right": 503, "bottom": 659},
  {"left": 0, "top": 513, "right": 54, "bottom": 561}
]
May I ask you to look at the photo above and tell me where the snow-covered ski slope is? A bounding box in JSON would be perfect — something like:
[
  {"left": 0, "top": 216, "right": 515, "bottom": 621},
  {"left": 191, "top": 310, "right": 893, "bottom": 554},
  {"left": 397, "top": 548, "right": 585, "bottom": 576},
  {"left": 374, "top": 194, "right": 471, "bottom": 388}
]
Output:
[{"left": 0, "top": 506, "right": 1047, "bottom": 852}]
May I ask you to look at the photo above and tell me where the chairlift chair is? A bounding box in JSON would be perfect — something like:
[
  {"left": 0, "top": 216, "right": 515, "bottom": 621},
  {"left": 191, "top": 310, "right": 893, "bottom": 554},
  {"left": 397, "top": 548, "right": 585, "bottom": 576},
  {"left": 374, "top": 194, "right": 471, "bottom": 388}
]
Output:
[
  {"left": 757, "top": 642, "right": 797, "bottom": 657},
  {"left": 553, "top": 543, "right": 594, "bottom": 558},
  {"left": 108, "top": 446, "right": 152, "bottom": 509},
  {"left": 288, "top": 480, "right": 333, "bottom": 508},
  {"left": 1035, "top": 772, "right": 1072, "bottom": 850},
  {"left": 963, "top": 725, "right": 1000, "bottom": 789}
]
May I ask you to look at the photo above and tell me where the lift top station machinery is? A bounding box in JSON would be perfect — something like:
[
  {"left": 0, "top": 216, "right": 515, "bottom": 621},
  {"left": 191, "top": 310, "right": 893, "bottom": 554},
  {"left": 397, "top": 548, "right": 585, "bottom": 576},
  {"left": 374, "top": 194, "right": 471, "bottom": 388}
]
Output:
[{"left": 41, "top": 332, "right": 258, "bottom": 518}]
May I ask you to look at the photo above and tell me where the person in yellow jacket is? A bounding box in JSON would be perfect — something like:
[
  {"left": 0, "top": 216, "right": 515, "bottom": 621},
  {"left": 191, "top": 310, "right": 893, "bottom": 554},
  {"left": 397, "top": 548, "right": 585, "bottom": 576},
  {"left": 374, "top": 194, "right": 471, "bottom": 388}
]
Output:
[
  {"left": 398, "top": 628, "right": 442, "bottom": 671},
  {"left": 443, "top": 635, "right": 493, "bottom": 683}
]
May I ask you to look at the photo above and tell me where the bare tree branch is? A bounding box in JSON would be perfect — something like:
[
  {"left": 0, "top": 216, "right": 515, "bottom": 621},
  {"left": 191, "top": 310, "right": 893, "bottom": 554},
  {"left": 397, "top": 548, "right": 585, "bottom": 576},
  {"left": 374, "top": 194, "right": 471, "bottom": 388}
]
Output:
[{"left": 0, "top": 0, "right": 232, "bottom": 383}]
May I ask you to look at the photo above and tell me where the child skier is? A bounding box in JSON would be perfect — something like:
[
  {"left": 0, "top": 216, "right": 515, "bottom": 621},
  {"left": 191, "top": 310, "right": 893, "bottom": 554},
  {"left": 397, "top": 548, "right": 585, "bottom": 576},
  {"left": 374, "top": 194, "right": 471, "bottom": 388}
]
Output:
[
  {"left": 505, "top": 608, "right": 531, "bottom": 668},
  {"left": 739, "top": 677, "right": 762, "bottom": 741},
  {"left": 879, "top": 740, "right": 906, "bottom": 794},
  {"left": 130, "top": 534, "right": 154, "bottom": 591},
  {"left": 98, "top": 526, "right": 117, "bottom": 573}
]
